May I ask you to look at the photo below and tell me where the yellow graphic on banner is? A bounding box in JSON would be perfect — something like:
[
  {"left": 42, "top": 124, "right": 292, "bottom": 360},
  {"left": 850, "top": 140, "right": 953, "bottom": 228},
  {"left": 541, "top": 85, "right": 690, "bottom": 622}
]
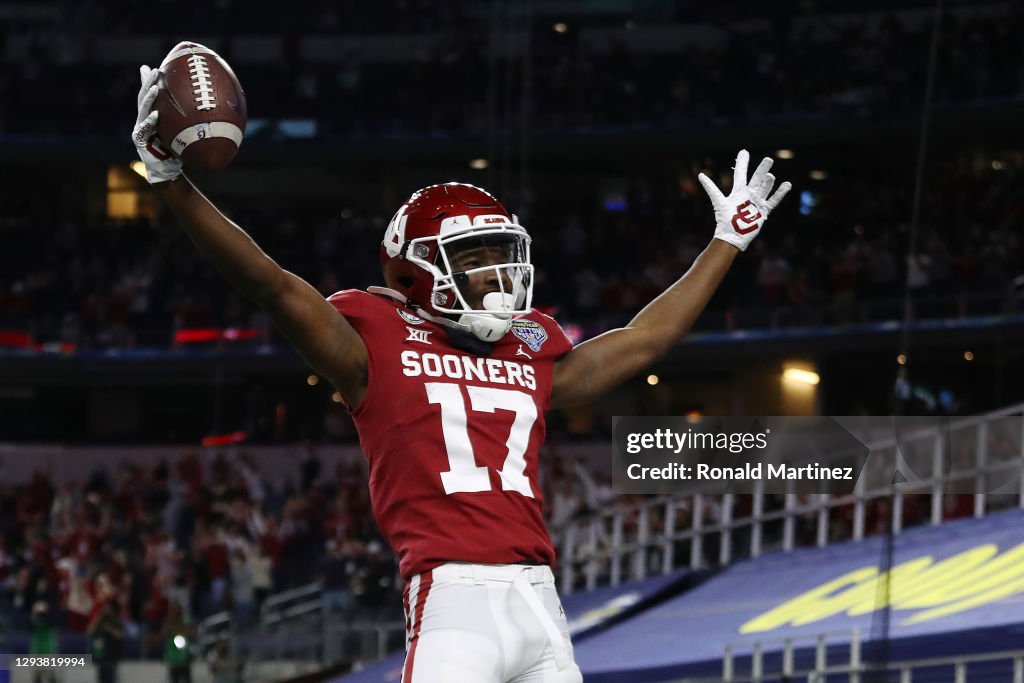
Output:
[{"left": 740, "top": 543, "right": 1024, "bottom": 634}]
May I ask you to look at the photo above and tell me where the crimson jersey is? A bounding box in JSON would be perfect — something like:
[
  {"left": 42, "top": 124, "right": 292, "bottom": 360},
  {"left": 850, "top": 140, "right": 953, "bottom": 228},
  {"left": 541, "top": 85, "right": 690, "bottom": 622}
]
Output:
[{"left": 327, "top": 289, "right": 573, "bottom": 579}]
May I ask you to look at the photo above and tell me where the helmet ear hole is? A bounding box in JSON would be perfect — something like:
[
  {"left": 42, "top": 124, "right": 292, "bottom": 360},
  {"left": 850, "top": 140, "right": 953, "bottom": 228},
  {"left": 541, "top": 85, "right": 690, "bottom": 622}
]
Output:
[{"left": 398, "top": 276, "right": 414, "bottom": 288}]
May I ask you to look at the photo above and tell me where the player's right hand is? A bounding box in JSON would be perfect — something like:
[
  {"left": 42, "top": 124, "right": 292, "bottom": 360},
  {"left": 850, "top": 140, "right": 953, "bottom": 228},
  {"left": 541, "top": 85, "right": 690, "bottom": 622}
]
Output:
[{"left": 132, "top": 65, "right": 182, "bottom": 184}]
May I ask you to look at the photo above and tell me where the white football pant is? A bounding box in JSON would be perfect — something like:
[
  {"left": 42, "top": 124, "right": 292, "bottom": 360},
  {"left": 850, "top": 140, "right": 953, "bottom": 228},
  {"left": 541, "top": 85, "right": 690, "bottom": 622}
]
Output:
[{"left": 401, "top": 563, "right": 583, "bottom": 682}]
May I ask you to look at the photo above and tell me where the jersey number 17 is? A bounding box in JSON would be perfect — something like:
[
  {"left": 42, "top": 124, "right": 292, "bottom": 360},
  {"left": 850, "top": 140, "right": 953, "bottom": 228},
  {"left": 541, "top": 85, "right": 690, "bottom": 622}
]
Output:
[{"left": 426, "top": 382, "right": 537, "bottom": 497}]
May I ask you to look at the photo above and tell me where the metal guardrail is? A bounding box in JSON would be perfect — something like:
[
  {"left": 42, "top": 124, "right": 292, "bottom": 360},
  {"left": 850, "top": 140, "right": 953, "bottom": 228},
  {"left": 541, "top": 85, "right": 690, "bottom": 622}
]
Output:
[
  {"left": 198, "top": 582, "right": 324, "bottom": 657},
  {"left": 261, "top": 582, "right": 323, "bottom": 624},
  {"left": 805, "top": 648, "right": 1024, "bottom": 683},
  {"left": 197, "top": 610, "right": 234, "bottom": 653},
  {"left": 683, "top": 648, "right": 1024, "bottom": 683},
  {"left": 197, "top": 580, "right": 405, "bottom": 668},
  {"left": 559, "top": 403, "right": 1024, "bottom": 593},
  {"left": 724, "top": 629, "right": 860, "bottom": 683},
  {"left": 324, "top": 620, "right": 405, "bottom": 665}
]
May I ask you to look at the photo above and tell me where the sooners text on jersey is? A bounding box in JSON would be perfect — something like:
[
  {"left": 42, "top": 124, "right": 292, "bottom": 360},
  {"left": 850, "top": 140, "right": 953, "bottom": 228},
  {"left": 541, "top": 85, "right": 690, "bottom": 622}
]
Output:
[{"left": 328, "top": 289, "right": 573, "bottom": 579}]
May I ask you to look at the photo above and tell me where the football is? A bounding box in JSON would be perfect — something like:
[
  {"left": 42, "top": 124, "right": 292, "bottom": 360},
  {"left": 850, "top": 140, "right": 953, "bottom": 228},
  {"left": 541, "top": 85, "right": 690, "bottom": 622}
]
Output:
[{"left": 155, "top": 41, "right": 247, "bottom": 170}]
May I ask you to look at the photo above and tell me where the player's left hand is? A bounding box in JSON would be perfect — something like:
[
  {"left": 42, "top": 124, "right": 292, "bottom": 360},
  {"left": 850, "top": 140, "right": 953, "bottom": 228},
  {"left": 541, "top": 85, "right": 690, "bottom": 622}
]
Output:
[{"left": 699, "top": 149, "right": 791, "bottom": 252}]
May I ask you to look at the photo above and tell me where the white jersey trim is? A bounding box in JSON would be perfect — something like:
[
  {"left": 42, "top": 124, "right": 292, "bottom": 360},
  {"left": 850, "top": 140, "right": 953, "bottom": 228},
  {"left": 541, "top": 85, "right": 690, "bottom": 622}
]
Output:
[{"left": 405, "top": 574, "right": 421, "bottom": 649}]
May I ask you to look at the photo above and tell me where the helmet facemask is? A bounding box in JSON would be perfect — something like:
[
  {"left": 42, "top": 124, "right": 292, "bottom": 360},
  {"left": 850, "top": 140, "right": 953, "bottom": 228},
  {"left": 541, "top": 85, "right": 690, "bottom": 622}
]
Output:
[{"left": 404, "top": 221, "right": 533, "bottom": 342}]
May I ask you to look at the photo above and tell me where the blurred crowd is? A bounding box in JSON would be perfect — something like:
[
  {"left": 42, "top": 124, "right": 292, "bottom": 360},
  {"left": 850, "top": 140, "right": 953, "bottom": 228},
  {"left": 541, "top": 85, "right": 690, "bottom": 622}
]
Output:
[
  {"left": 544, "top": 152, "right": 1022, "bottom": 334},
  {"left": 1, "top": 150, "right": 1021, "bottom": 350},
  {"left": 0, "top": 447, "right": 395, "bottom": 654},
  {"left": 3, "top": 1, "right": 1022, "bottom": 351},
  {"left": 1, "top": 1, "right": 1022, "bottom": 138},
  {"left": 0, "top": 444, "right": 603, "bottom": 651}
]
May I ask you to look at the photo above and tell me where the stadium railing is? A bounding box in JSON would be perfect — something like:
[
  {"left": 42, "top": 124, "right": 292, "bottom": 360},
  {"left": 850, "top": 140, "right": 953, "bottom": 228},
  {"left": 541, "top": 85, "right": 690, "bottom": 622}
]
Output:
[
  {"left": 804, "top": 648, "right": 1024, "bottom": 683},
  {"left": 677, "top": 642, "right": 1024, "bottom": 683},
  {"left": 723, "top": 629, "right": 861, "bottom": 683},
  {"left": 557, "top": 402, "right": 1024, "bottom": 593},
  {"left": 197, "top": 580, "right": 404, "bottom": 668}
]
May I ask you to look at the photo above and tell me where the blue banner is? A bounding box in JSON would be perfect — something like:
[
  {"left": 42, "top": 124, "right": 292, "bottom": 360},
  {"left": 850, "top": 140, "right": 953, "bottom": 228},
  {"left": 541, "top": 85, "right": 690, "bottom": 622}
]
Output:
[{"left": 574, "top": 509, "right": 1024, "bottom": 681}]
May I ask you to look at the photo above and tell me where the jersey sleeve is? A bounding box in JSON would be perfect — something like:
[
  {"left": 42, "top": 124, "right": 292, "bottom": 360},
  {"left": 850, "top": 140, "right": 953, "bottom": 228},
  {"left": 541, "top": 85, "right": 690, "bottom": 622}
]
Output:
[
  {"left": 532, "top": 310, "right": 574, "bottom": 360},
  {"left": 324, "top": 289, "right": 384, "bottom": 416},
  {"left": 326, "top": 288, "right": 375, "bottom": 324}
]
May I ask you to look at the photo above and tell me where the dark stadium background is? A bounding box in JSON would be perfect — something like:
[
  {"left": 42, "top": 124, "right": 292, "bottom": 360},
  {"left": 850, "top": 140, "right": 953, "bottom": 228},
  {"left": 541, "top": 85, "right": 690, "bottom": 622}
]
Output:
[{"left": 2, "top": 1, "right": 1023, "bottom": 681}]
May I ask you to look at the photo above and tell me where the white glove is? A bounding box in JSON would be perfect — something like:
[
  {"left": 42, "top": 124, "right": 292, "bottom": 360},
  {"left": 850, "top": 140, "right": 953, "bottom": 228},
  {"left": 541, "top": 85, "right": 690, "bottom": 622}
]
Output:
[
  {"left": 131, "top": 65, "right": 182, "bottom": 184},
  {"left": 698, "top": 149, "right": 791, "bottom": 252}
]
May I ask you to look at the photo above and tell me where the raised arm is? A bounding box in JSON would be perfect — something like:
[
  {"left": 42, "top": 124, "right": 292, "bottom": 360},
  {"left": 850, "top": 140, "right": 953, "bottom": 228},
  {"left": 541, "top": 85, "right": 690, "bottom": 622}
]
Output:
[
  {"left": 550, "top": 150, "right": 791, "bottom": 409},
  {"left": 132, "top": 66, "right": 367, "bottom": 405}
]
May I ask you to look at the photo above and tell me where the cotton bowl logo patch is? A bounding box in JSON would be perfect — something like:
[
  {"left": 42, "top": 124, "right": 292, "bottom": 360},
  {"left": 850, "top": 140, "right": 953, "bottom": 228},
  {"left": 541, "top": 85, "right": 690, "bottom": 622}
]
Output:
[
  {"left": 511, "top": 320, "right": 547, "bottom": 352},
  {"left": 398, "top": 309, "right": 425, "bottom": 325}
]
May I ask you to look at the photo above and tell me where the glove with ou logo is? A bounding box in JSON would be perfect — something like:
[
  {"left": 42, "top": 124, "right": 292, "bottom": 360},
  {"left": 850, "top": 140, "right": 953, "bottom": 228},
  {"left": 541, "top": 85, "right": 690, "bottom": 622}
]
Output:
[
  {"left": 131, "top": 65, "right": 182, "bottom": 184},
  {"left": 698, "top": 149, "right": 792, "bottom": 252}
]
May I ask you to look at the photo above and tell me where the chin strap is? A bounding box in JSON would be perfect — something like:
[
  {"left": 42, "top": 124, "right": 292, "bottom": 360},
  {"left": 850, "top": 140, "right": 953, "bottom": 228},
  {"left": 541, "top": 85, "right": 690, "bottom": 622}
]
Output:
[
  {"left": 367, "top": 286, "right": 507, "bottom": 348},
  {"left": 455, "top": 313, "right": 512, "bottom": 342},
  {"left": 444, "top": 326, "right": 496, "bottom": 355},
  {"left": 455, "top": 291, "right": 517, "bottom": 341}
]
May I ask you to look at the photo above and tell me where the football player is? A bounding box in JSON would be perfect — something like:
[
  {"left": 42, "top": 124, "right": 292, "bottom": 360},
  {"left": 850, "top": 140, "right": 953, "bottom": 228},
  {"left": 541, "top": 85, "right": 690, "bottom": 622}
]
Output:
[{"left": 133, "top": 66, "right": 790, "bottom": 682}]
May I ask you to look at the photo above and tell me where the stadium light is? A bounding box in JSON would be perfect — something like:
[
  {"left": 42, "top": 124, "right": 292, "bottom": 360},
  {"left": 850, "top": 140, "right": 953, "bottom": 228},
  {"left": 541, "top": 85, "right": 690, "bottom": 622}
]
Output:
[
  {"left": 469, "top": 158, "right": 489, "bottom": 170},
  {"left": 647, "top": 374, "right": 659, "bottom": 386},
  {"left": 331, "top": 392, "right": 344, "bottom": 403},
  {"left": 964, "top": 351, "right": 974, "bottom": 361},
  {"left": 783, "top": 368, "right": 819, "bottom": 385},
  {"left": 553, "top": 22, "right": 568, "bottom": 33},
  {"left": 775, "top": 149, "right": 795, "bottom": 160},
  {"left": 897, "top": 354, "right": 907, "bottom": 365},
  {"left": 809, "top": 170, "right": 828, "bottom": 181},
  {"left": 307, "top": 374, "right": 319, "bottom": 386},
  {"left": 130, "top": 161, "right": 148, "bottom": 179}
]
